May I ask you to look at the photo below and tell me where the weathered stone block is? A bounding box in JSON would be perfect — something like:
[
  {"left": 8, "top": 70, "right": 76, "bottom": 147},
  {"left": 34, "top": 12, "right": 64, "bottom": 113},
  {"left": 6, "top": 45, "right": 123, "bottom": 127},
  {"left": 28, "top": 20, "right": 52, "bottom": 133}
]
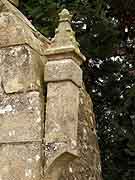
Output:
[
  {"left": 45, "top": 81, "right": 79, "bottom": 152},
  {"left": 0, "top": 3, "right": 49, "bottom": 54},
  {"left": 45, "top": 81, "right": 80, "bottom": 178},
  {"left": 0, "top": 45, "right": 44, "bottom": 93},
  {"left": 0, "top": 142, "right": 42, "bottom": 180},
  {"left": 45, "top": 59, "right": 82, "bottom": 87},
  {"left": 0, "top": 91, "right": 43, "bottom": 142}
]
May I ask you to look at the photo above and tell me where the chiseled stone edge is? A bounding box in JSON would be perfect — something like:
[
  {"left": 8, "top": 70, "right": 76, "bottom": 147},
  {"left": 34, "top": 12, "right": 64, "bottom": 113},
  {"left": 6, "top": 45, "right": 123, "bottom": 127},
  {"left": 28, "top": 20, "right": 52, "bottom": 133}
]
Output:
[
  {"left": 0, "top": 0, "right": 50, "bottom": 55},
  {"left": 44, "top": 59, "right": 82, "bottom": 87},
  {"left": 8, "top": 0, "right": 19, "bottom": 6}
]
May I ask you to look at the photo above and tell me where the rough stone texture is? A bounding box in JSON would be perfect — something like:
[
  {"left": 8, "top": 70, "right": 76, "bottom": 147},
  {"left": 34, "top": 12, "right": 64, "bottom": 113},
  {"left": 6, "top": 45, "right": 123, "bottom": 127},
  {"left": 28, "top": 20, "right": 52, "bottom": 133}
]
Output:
[
  {"left": 59, "top": 85, "right": 102, "bottom": 180},
  {"left": 0, "top": 44, "right": 45, "bottom": 179},
  {"left": 0, "top": 92, "right": 43, "bottom": 142},
  {"left": 45, "top": 81, "right": 80, "bottom": 167},
  {"left": 0, "top": 0, "right": 50, "bottom": 54},
  {"left": 0, "top": 53, "right": 44, "bottom": 180},
  {"left": 45, "top": 59, "right": 82, "bottom": 87},
  {"left": 0, "top": 6, "right": 46, "bottom": 179},
  {"left": 0, "top": 45, "right": 44, "bottom": 93},
  {"left": 0, "top": 1, "right": 47, "bottom": 180},
  {"left": 0, "top": 143, "right": 42, "bottom": 180}
]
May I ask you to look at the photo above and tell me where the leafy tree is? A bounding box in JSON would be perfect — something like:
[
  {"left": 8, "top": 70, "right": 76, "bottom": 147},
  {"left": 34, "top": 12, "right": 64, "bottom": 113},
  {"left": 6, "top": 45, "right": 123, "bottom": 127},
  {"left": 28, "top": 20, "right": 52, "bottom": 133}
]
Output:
[
  {"left": 19, "top": 0, "right": 135, "bottom": 179},
  {"left": 19, "top": 0, "right": 80, "bottom": 37}
]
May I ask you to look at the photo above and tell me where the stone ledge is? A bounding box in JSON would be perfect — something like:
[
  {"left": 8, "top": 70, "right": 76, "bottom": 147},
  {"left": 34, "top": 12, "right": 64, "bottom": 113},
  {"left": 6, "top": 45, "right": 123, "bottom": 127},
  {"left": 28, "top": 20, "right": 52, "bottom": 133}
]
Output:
[
  {"left": 44, "top": 59, "right": 82, "bottom": 87},
  {"left": 45, "top": 46, "right": 86, "bottom": 66}
]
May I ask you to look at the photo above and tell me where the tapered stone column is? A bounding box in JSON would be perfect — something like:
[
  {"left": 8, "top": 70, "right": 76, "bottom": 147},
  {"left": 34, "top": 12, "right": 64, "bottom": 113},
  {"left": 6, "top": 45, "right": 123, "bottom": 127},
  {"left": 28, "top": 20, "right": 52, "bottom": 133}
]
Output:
[{"left": 44, "top": 9, "right": 86, "bottom": 180}]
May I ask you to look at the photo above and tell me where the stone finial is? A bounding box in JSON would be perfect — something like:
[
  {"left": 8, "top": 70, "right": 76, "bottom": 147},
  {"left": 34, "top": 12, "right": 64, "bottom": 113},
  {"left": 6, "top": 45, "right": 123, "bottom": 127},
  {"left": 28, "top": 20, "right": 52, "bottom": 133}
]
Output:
[
  {"left": 59, "top": 9, "right": 72, "bottom": 22},
  {"left": 8, "top": 0, "right": 19, "bottom": 7},
  {"left": 45, "top": 9, "right": 86, "bottom": 64},
  {"left": 52, "top": 9, "right": 79, "bottom": 50}
]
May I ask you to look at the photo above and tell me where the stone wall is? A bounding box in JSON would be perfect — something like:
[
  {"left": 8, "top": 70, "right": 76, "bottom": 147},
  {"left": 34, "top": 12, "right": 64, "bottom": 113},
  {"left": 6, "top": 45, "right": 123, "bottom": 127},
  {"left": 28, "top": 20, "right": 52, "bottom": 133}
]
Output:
[{"left": 0, "top": 1, "right": 102, "bottom": 180}]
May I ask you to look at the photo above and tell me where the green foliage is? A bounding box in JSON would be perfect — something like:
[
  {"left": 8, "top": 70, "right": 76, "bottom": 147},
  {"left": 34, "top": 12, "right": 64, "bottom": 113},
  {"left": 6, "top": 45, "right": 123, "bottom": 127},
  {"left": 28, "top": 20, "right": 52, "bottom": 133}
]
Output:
[
  {"left": 73, "top": 1, "right": 120, "bottom": 58},
  {"left": 19, "top": 0, "right": 58, "bottom": 37},
  {"left": 83, "top": 54, "right": 135, "bottom": 179},
  {"left": 19, "top": 0, "right": 80, "bottom": 37},
  {"left": 20, "top": 0, "right": 135, "bottom": 179}
]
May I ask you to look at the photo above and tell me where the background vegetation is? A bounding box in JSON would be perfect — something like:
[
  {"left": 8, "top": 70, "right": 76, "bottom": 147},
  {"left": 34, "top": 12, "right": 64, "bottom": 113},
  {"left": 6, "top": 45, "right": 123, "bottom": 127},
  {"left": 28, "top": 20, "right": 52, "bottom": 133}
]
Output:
[{"left": 19, "top": 0, "right": 135, "bottom": 179}]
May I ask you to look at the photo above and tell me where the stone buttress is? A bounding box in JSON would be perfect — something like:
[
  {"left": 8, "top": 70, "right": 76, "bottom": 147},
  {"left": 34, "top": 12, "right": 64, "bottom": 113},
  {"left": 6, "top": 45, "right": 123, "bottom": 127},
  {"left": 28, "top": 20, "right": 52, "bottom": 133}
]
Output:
[
  {"left": 44, "top": 9, "right": 102, "bottom": 180},
  {"left": 0, "top": 1, "right": 102, "bottom": 180}
]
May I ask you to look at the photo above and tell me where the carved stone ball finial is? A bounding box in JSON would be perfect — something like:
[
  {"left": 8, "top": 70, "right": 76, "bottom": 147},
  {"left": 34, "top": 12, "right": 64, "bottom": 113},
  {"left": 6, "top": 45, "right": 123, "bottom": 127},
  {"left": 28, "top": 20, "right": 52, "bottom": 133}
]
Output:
[
  {"left": 59, "top": 9, "right": 72, "bottom": 22},
  {"left": 8, "top": 0, "right": 19, "bottom": 7}
]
